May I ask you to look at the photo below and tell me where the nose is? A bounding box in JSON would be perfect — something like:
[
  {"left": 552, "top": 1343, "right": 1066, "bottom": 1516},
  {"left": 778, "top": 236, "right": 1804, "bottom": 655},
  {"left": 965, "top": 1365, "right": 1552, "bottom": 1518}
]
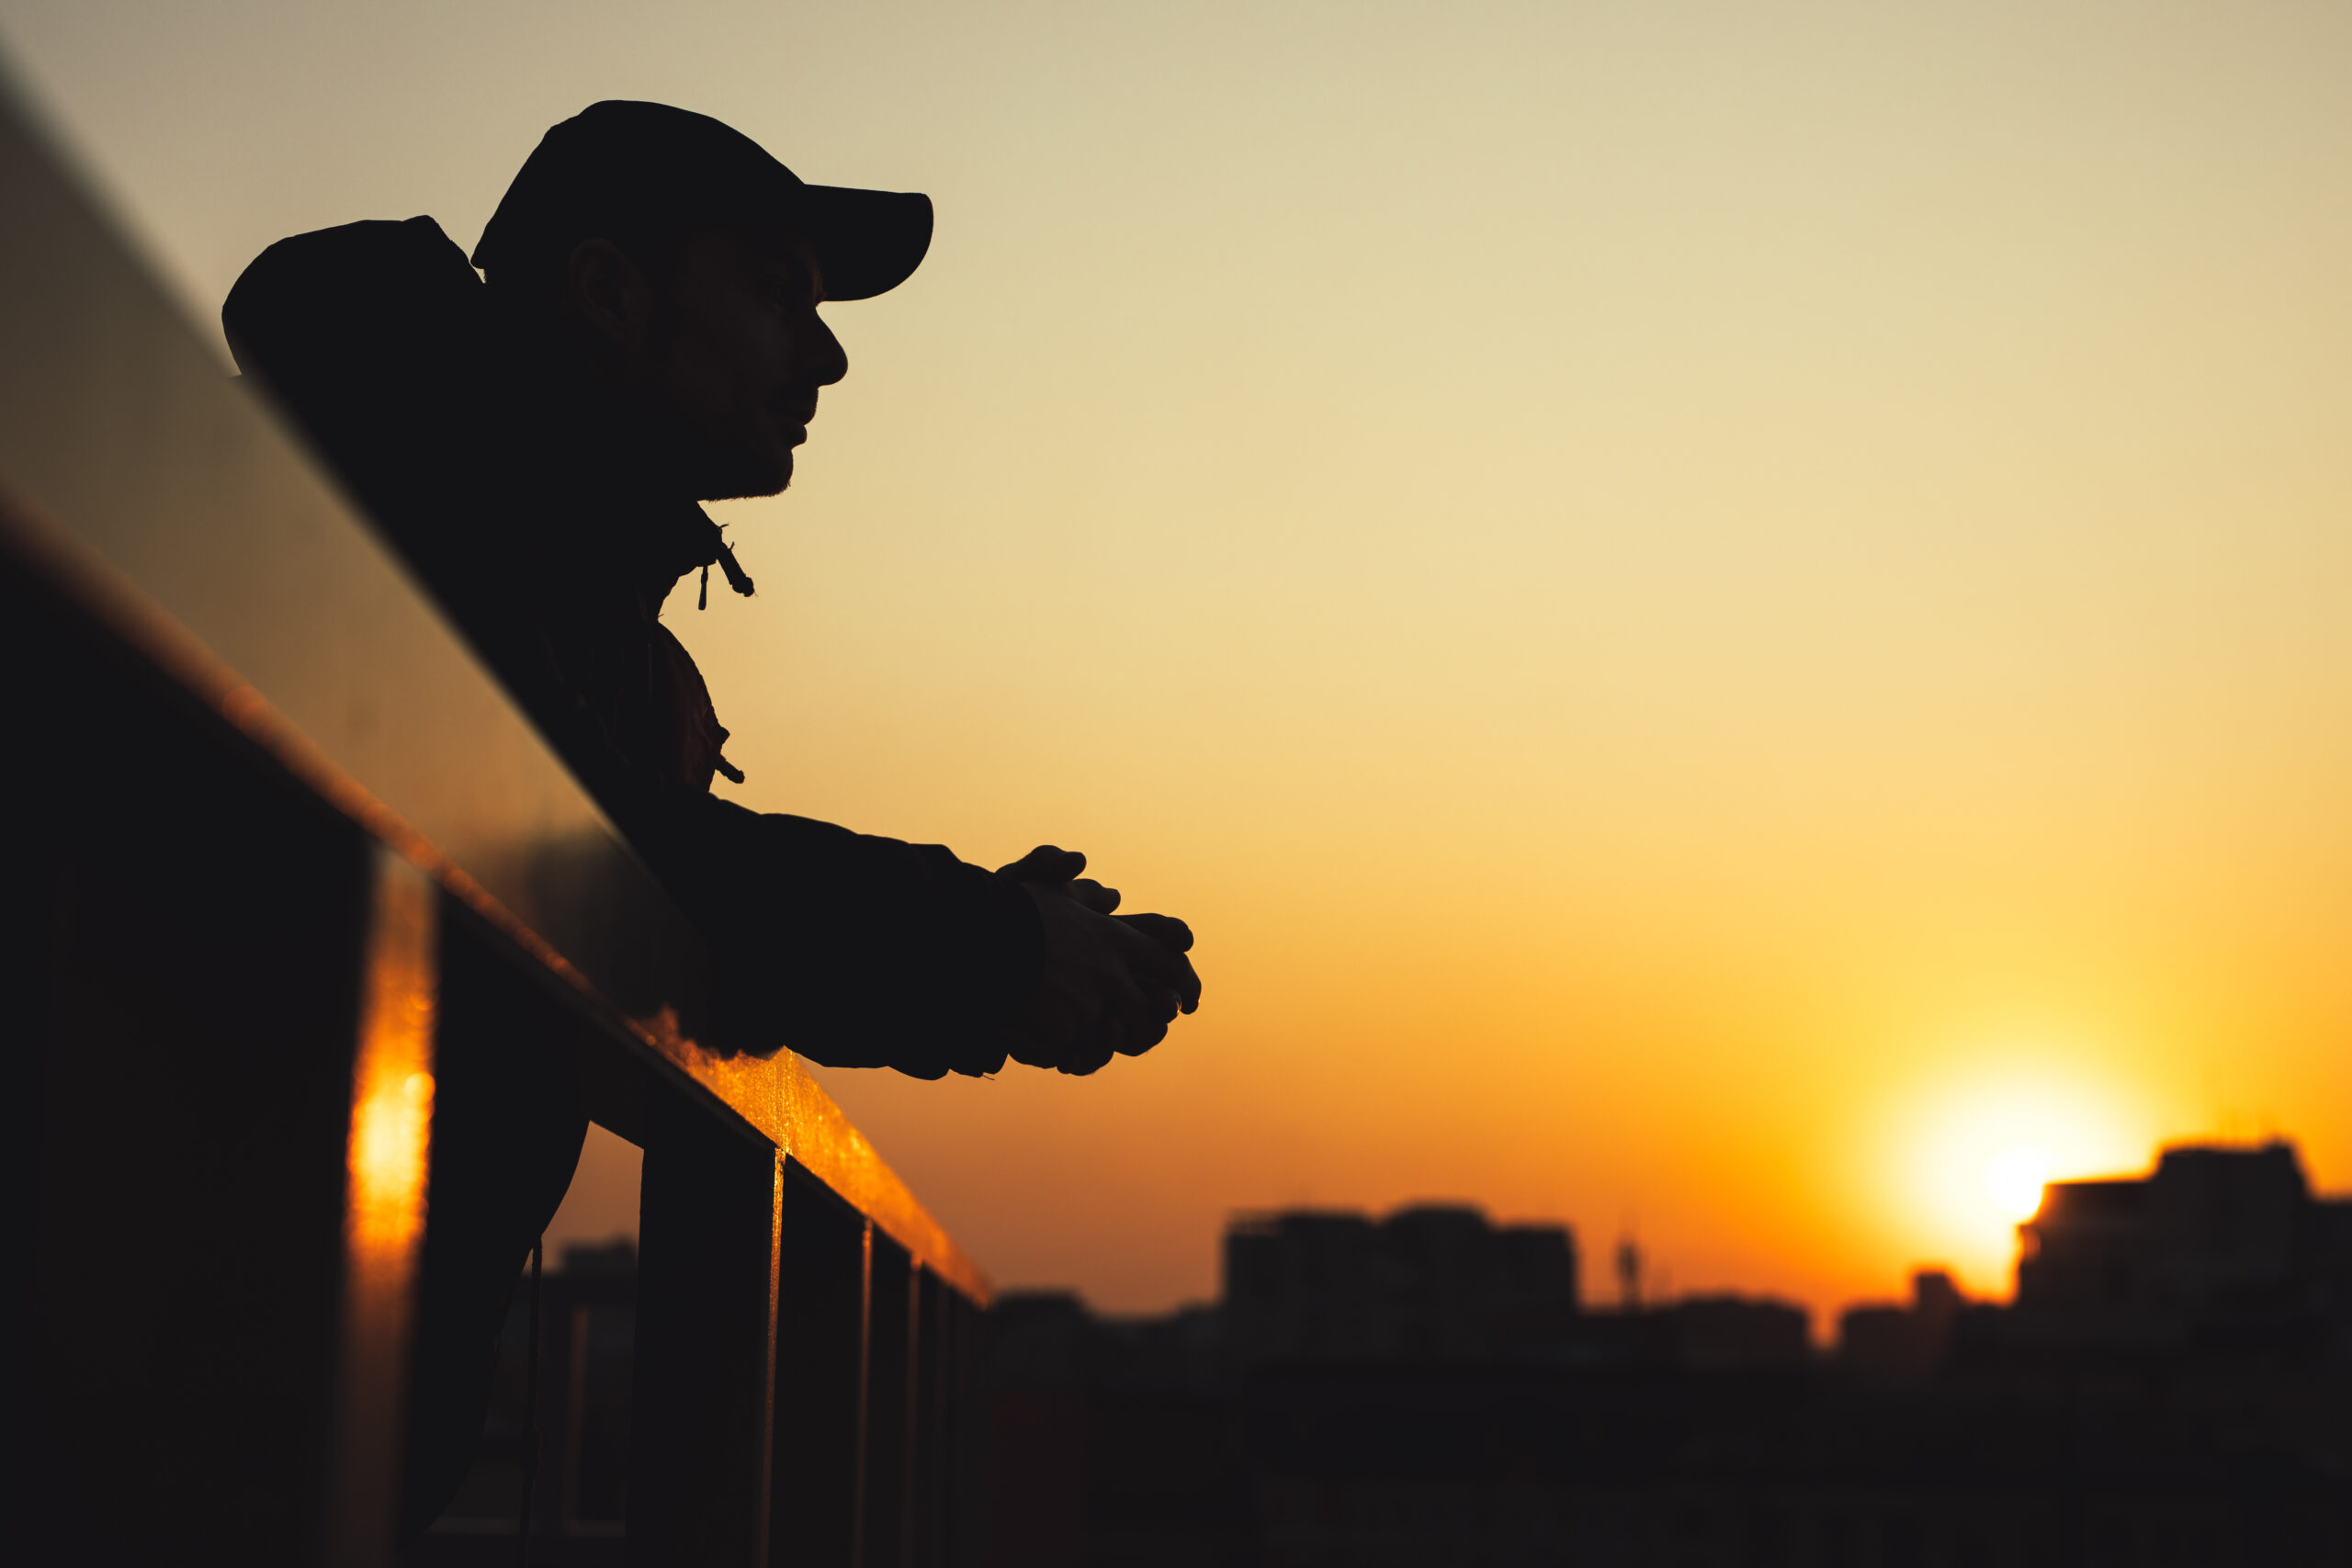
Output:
[{"left": 805, "top": 310, "right": 848, "bottom": 388}]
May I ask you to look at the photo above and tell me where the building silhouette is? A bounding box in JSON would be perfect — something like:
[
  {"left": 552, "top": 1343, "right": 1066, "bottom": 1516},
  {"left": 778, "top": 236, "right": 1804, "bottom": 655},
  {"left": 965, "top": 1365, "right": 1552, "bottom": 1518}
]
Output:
[
  {"left": 988, "top": 1151, "right": 2352, "bottom": 1566},
  {"left": 2001, "top": 1140, "right": 2352, "bottom": 1361},
  {"left": 1837, "top": 1269, "right": 1964, "bottom": 1382},
  {"left": 1224, "top": 1205, "right": 1579, "bottom": 1365}
]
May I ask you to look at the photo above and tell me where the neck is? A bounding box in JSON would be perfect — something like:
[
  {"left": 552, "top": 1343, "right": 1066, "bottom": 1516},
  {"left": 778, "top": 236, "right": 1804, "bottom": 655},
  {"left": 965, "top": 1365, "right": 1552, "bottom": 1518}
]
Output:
[{"left": 492, "top": 303, "right": 729, "bottom": 610}]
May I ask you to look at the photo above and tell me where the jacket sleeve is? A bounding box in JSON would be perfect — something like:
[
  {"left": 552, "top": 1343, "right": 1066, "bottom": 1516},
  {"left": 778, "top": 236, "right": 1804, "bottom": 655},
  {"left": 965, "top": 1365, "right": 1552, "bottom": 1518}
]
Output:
[
  {"left": 548, "top": 644, "right": 1045, "bottom": 1076},
  {"left": 624, "top": 785, "right": 1044, "bottom": 1077}
]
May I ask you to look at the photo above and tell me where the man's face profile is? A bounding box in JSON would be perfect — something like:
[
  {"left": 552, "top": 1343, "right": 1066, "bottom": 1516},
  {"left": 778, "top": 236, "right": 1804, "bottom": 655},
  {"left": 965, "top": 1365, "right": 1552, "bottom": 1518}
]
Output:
[{"left": 566, "top": 225, "right": 849, "bottom": 501}]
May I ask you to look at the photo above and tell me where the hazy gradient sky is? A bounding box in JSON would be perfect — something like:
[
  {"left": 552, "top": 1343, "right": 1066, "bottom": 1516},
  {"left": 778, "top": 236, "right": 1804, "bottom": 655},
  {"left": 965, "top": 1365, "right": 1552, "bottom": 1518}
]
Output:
[{"left": 10, "top": 0, "right": 2349, "bottom": 1319}]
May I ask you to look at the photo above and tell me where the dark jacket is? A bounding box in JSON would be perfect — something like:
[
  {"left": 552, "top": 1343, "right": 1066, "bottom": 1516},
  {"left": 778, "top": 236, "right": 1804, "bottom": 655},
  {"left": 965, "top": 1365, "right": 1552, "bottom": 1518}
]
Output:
[{"left": 223, "top": 216, "right": 1035, "bottom": 1077}]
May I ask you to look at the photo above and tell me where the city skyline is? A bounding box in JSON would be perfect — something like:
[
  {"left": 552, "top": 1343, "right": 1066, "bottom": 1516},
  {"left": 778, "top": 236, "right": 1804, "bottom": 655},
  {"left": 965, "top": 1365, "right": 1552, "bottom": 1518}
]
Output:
[{"left": 545, "top": 1128, "right": 2347, "bottom": 1338}]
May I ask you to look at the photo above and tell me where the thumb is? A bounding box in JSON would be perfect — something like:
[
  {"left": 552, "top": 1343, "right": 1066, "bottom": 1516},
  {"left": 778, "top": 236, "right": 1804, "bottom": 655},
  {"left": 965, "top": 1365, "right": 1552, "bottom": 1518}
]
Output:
[
  {"left": 998, "top": 844, "right": 1087, "bottom": 882},
  {"left": 1116, "top": 911, "right": 1193, "bottom": 953}
]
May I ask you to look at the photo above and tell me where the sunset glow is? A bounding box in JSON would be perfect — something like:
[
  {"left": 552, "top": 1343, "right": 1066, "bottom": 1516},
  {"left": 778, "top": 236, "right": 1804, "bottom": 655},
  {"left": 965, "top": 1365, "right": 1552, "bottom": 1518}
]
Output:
[{"left": 17, "top": 0, "right": 2352, "bottom": 1319}]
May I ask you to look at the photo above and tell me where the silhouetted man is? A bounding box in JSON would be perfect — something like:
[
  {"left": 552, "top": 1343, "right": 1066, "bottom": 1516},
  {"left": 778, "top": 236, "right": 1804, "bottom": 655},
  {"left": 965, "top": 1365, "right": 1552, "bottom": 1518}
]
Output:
[{"left": 222, "top": 101, "right": 1200, "bottom": 1538}]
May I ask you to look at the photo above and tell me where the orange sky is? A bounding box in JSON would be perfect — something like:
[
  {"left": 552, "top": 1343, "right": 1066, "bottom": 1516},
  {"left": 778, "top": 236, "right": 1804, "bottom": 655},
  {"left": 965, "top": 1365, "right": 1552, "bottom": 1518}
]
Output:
[{"left": 10, "top": 0, "right": 2351, "bottom": 1321}]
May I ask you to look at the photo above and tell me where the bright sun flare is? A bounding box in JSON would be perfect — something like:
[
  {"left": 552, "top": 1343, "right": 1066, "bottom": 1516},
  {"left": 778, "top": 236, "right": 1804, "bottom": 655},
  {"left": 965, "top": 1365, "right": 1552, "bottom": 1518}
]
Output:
[
  {"left": 1983, "top": 1145, "right": 2050, "bottom": 1223},
  {"left": 1886, "top": 1062, "right": 2155, "bottom": 1291}
]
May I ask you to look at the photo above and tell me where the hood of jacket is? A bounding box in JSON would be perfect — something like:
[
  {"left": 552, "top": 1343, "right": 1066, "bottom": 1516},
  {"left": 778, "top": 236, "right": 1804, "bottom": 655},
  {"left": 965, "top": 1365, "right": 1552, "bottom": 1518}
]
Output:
[{"left": 222, "top": 214, "right": 739, "bottom": 618}]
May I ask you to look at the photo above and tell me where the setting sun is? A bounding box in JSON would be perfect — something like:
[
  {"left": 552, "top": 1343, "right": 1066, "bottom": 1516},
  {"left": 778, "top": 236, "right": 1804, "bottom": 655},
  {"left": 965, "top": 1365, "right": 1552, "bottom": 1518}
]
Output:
[
  {"left": 1984, "top": 1145, "right": 2049, "bottom": 1224},
  {"left": 1871, "top": 1054, "right": 2163, "bottom": 1293}
]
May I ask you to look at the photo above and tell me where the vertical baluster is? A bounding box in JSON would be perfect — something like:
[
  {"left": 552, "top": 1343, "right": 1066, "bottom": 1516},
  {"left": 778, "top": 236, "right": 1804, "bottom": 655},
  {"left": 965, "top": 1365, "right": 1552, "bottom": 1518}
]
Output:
[
  {"left": 897, "top": 1265, "right": 925, "bottom": 1568},
  {"left": 772, "top": 1166, "right": 875, "bottom": 1564},
  {"left": 630, "top": 1105, "right": 785, "bottom": 1565},
  {"left": 910, "top": 1269, "right": 949, "bottom": 1568},
  {"left": 863, "top": 1235, "right": 915, "bottom": 1568},
  {"left": 516, "top": 1235, "right": 545, "bottom": 1562},
  {"left": 948, "top": 1290, "right": 989, "bottom": 1568},
  {"left": 854, "top": 1218, "right": 875, "bottom": 1566}
]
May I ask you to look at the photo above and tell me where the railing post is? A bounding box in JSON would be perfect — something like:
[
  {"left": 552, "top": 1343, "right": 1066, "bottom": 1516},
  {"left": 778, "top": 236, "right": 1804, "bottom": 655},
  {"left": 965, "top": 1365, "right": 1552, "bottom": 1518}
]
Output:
[
  {"left": 322, "top": 846, "right": 440, "bottom": 1564},
  {"left": 864, "top": 1235, "right": 918, "bottom": 1568},
  {"left": 773, "top": 1167, "right": 876, "bottom": 1564},
  {"left": 630, "top": 1104, "right": 786, "bottom": 1565},
  {"left": 910, "top": 1268, "right": 956, "bottom": 1568}
]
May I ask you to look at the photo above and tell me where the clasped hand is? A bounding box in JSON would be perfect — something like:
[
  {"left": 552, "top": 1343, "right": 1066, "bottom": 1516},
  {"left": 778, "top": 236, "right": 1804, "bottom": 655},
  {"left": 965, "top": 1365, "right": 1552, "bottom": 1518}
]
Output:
[{"left": 995, "top": 845, "right": 1201, "bottom": 1076}]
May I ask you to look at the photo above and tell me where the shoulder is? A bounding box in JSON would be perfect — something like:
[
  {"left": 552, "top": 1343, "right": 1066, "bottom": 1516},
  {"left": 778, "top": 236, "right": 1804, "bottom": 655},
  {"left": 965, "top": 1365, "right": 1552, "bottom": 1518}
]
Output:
[{"left": 223, "top": 217, "right": 484, "bottom": 391}]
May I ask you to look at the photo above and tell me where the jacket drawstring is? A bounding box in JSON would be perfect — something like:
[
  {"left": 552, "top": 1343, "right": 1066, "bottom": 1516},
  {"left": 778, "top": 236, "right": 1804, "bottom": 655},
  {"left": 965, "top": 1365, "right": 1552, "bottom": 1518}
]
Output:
[
  {"left": 718, "top": 541, "right": 754, "bottom": 596},
  {"left": 696, "top": 541, "right": 754, "bottom": 610}
]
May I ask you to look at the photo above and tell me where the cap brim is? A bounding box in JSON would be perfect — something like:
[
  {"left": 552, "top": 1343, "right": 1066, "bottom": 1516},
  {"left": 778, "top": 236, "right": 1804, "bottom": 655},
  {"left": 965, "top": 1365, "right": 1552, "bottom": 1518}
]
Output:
[{"left": 796, "top": 186, "right": 933, "bottom": 301}]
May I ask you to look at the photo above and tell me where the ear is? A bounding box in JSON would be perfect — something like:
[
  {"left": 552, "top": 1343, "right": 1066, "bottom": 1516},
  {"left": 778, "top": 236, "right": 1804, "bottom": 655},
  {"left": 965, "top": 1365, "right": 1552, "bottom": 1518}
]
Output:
[{"left": 563, "top": 238, "right": 651, "bottom": 361}]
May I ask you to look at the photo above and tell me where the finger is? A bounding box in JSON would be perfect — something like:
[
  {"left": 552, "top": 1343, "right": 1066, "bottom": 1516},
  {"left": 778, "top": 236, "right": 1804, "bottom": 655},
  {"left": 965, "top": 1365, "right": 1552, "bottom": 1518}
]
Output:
[
  {"left": 1114, "top": 912, "right": 1193, "bottom": 953},
  {"left": 1090, "top": 957, "right": 1171, "bottom": 1056},
  {"left": 1116, "top": 1008, "right": 1170, "bottom": 1055},
  {"left": 1060, "top": 1017, "right": 1122, "bottom": 1076},
  {"left": 994, "top": 845, "right": 1049, "bottom": 878},
  {"left": 998, "top": 844, "right": 1086, "bottom": 882},
  {"left": 1066, "top": 878, "right": 1123, "bottom": 915},
  {"left": 1096, "top": 959, "right": 1173, "bottom": 1053},
  {"left": 1099, "top": 1014, "right": 1134, "bottom": 1060},
  {"left": 1114, "top": 1006, "right": 1161, "bottom": 1053},
  {"left": 1005, "top": 1029, "right": 1061, "bottom": 1070},
  {"left": 1116, "top": 930, "right": 1203, "bottom": 1014},
  {"left": 1058, "top": 1042, "right": 1114, "bottom": 1077},
  {"left": 1168, "top": 958, "right": 1201, "bottom": 1014},
  {"left": 1004, "top": 1005, "right": 1081, "bottom": 1069}
]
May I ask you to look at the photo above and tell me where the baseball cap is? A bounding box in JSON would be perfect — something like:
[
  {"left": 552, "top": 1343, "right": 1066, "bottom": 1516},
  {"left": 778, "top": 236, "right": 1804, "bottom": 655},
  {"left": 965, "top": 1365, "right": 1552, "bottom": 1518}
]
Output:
[{"left": 471, "top": 100, "right": 933, "bottom": 301}]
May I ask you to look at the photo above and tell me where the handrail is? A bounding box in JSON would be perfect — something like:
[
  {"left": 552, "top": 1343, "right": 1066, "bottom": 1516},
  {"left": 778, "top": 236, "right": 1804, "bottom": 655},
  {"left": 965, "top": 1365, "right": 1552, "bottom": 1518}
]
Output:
[{"left": 0, "top": 80, "right": 984, "bottom": 1308}]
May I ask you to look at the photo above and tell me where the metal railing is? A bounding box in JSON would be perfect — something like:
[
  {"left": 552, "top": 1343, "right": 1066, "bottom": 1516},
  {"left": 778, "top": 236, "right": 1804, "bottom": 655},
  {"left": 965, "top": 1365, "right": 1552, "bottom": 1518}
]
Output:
[{"left": 0, "top": 81, "right": 986, "bottom": 1567}]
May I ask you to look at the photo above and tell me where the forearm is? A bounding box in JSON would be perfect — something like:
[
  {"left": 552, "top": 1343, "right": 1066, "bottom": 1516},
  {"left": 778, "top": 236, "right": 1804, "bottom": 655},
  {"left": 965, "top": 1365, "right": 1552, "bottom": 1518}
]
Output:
[{"left": 632, "top": 792, "right": 1044, "bottom": 1074}]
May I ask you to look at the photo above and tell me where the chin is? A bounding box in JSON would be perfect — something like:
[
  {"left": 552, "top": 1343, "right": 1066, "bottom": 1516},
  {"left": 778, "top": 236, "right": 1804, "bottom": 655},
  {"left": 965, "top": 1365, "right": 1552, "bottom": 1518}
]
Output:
[{"left": 699, "top": 448, "right": 795, "bottom": 502}]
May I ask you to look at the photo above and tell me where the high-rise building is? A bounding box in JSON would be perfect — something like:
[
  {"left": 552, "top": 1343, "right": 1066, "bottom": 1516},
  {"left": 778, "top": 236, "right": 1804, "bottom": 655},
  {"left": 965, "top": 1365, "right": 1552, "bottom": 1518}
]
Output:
[
  {"left": 2005, "top": 1141, "right": 2352, "bottom": 1359},
  {"left": 1221, "top": 1203, "right": 1578, "bottom": 1364}
]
